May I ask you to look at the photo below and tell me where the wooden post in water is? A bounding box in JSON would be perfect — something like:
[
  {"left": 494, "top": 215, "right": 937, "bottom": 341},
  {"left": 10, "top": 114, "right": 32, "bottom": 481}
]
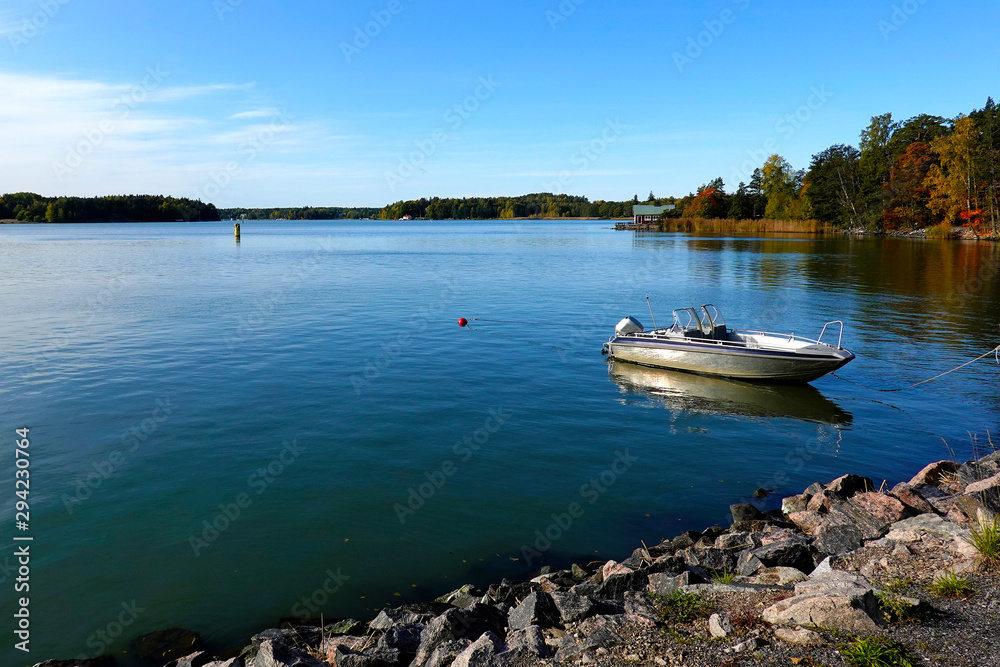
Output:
[{"left": 234, "top": 223, "right": 241, "bottom": 241}]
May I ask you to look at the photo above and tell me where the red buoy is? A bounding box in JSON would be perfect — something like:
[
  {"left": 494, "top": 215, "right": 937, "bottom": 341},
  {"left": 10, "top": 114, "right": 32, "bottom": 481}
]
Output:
[{"left": 458, "top": 318, "right": 468, "bottom": 327}]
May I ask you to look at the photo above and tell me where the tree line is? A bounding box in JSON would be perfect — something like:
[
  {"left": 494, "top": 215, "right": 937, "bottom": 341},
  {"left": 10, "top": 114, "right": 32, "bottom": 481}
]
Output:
[
  {"left": 378, "top": 193, "right": 637, "bottom": 220},
  {"left": 218, "top": 206, "right": 383, "bottom": 220},
  {"left": 670, "top": 97, "right": 1000, "bottom": 235},
  {"left": 0, "top": 193, "right": 220, "bottom": 223}
]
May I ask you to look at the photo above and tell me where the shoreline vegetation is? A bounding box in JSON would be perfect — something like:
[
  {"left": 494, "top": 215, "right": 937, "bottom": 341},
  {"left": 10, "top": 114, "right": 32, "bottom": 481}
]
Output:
[
  {"left": 5, "top": 97, "right": 999, "bottom": 238},
  {"left": 31, "top": 447, "right": 1000, "bottom": 667}
]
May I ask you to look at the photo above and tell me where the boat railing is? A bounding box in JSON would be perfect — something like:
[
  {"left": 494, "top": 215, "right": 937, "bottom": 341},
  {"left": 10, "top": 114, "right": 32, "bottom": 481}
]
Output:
[{"left": 817, "top": 320, "right": 845, "bottom": 349}]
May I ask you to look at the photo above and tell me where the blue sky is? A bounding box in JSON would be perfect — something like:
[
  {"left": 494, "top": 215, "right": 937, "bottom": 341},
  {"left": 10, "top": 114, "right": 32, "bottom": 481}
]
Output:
[{"left": 1, "top": 0, "right": 998, "bottom": 207}]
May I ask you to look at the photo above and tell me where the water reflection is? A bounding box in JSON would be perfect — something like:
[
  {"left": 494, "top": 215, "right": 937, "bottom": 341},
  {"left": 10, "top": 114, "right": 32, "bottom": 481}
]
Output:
[{"left": 608, "top": 360, "right": 853, "bottom": 426}]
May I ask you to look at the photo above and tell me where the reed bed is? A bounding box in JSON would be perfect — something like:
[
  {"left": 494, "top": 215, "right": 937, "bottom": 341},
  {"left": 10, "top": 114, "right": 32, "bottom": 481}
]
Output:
[{"left": 661, "top": 217, "right": 839, "bottom": 234}]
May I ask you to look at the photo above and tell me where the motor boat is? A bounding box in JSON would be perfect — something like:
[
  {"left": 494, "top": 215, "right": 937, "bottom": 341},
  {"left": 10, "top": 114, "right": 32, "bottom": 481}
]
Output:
[{"left": 603, "top": 304, "right": 854, "bottom": 383}]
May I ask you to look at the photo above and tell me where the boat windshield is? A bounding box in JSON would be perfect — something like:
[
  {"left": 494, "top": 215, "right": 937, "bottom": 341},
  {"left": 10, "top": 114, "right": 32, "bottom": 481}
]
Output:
[{"left": 671, "top": 308, "right": 700, "bottom": 331}]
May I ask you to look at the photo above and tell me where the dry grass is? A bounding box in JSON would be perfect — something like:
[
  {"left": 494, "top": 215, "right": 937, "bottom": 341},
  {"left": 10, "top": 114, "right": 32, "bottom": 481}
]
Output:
[{"left": 660, "top": 217, "right": 839, "bottom": 234}]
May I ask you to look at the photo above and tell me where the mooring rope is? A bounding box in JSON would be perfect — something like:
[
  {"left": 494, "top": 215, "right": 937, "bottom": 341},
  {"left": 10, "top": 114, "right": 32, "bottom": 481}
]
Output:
[{"left": 833, "top": 344, "right": 1000, "bottom": 392}]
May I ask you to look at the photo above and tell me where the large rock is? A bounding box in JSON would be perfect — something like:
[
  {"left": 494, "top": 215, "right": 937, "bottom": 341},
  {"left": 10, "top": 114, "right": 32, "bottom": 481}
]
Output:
[
  {"left": 730, "top": 503, "right": 765, "bottom": 524},
  {"left": 414, "top": 640, "right": 471, "bottom": 667},
  {"left": 826, "top": 474, "right": 875, "bottom": 497},
  {"left": 763, "top": 591, "right": 881, "bottom": 633},
  {"left": 508, "top": 592, "right": 559, "bottom": 631},
  {"left": 963, "top": 471, "right": 1000, "bottom": 516},
  {"left": 681, "top": 546, "right": 736, "bottom": 572},
  {"left": 670, "top": 531, "right": 702, "bottom": 551},
  {"left": 135, "top": 628, "right": 201, "bottom": 663},
  {"left": 250, "top": 639, "right": 325, "bottom": 667},
  {"left": 595, "top": 570, "right": 649, "bottom": 600},
  {"left": 884, "top": 513, "right": 970, "bottom": 543},
  {"left": 505, "top": 625, "right": 550, "bottom": 658},
  {"left": 370, "top": 604, "right": 443, "bottom": 630},
  {"left": 413, "top": 604, "right": 507, "bottom": 667},
  {"left": 828, "top": 492, "right": 912, "bottom": 540},
  {"left": 908, "top": 460, "right": 959, "bottom": 487},
  {"left": 957, "top": 461, "right": 999, "bottom": 487},
  {"left": 451, "top": 632, "right": 505, "bottom": 667},
  {"left": 781, "top": 493, "right": 811, "bottom": 515},
  {"left": 747, "top": 566, "right": 809, "bottom": 586},
  {"left": 910, "top": 483, "right": 959, "bottom": 514},
  {"left": 550, "top": 591, "right": 596, "bottom": 624},
  {"left": 486, "top": 580, "right": 539, "bottom": 607},
  {"left": 202, "top": 659, "right": 243, "bottom": 667},
  {"left": 435, "top": 584, "right": 482, "bottom": 608},
  {"left": 763, "top": 567, "right": 882, "bottom": 634},
  {"left": 736, "top": 550, "right": 764, "bottom": 576},
  {"left": 787, "top": 510, "right": 827, "bottom": 535},
  {"left": 814, "top": 522, "right": 865, "bottom": 555},
  {"left": 752, "top": 539, "right": 815, "bottom": 573},
  {"left": 376, "top": 623, "right": 423, "bottom": 662},
  {"left": 890, "top": 482, "right": 937, "bottom": 515},
  {"left": 715, "top": 531, "right": 758, "bottom": 551},
  {"left": 174, "top": 653, "right": 212, "bottom": 667}
]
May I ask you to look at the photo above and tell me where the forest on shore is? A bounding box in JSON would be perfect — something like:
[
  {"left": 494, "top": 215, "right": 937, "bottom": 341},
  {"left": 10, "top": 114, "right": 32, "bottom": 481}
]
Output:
[
  {"left": 0, "top": 193, "right": 220, "bottom": 223},
  {"left": 5, "top": 97, "right": 996, "bottom": 235},
  {"left": 366, "top": 97, "right": 1000, "bottom": 235}
]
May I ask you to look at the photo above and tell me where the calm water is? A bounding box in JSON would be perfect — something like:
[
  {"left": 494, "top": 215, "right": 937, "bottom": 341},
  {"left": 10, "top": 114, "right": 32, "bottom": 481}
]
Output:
[{"left": 1, "top": 221, "right": 999, "bottom": 664}]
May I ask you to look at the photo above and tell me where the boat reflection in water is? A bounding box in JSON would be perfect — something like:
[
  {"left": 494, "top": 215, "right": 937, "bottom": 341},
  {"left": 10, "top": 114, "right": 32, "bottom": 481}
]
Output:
[{"left": 608, "top": 360, "right": 853, "bottom": 427}]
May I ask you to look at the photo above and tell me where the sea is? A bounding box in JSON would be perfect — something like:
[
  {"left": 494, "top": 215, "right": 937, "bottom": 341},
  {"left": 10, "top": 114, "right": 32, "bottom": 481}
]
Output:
[{"left": 1, "top": 220, "right": 998, "bottom": 664}]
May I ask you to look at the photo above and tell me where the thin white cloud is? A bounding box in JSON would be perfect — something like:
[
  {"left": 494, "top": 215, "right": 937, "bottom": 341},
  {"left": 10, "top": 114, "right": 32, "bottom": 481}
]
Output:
[
  {"left": 0, "top": 69, "right": 344, "bottom": 204},
  {"left": 228, "top": 108, "right": 281, "bottom": 120}
]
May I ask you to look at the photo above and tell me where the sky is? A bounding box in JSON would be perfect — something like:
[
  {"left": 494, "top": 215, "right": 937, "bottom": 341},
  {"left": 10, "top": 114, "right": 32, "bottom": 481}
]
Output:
[{"left": 1, "top": 0, "right": 998, "bottom": 208}]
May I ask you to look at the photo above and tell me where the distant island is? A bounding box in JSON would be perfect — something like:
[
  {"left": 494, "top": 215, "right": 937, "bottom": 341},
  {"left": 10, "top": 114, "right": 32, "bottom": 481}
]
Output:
[
  {"left": 4, "top": 96, "right": 997, "bottom": 237},
  {"left": 0, "top": 193, "right": 219, "bottom": 223}
]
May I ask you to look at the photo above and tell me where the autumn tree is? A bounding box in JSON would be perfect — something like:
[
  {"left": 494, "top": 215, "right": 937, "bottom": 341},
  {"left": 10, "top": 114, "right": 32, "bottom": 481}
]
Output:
[
  {"left": 857, "top": 113, "right": 898, "bottom": 227},
  {"left": 805, "top": 144, "right": 862, "bottom": 227},
  {"left": 682, "top": 186, "right": 726, "bottom": 218},
  {"left": 760, "top": 155, "right": 809, "bottom": 219},
  {"left": 926, "top": 115, "right": 980, "bottom": 226},
  {"left": 971, "top": 97, "right": 1000, "bottom": 232},
  {"left": 882, "top": 142, "right": 937, "bottom": 228}
]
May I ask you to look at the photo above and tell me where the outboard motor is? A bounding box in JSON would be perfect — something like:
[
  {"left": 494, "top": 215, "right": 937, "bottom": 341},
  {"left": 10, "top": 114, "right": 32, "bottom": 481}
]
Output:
[{"left": 615, "top": 316, "right": 644, "bottom": 336}]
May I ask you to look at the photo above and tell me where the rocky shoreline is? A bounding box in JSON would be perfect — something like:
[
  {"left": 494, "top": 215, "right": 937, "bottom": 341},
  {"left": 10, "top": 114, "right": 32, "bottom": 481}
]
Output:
[{"left": 35, "top": 450, "right": 1000, "bottom": 667}]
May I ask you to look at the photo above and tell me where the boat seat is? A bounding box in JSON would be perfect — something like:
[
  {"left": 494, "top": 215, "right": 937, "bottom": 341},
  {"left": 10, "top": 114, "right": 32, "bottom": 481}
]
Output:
[{"left": 712, "top": 324, "right": 727, "bottom": 340}]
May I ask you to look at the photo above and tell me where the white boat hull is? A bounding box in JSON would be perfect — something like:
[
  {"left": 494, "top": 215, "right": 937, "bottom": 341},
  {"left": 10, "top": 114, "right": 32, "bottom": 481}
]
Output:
[{"left": 606, "top": 336, "right": 854, "bottom": 382}]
